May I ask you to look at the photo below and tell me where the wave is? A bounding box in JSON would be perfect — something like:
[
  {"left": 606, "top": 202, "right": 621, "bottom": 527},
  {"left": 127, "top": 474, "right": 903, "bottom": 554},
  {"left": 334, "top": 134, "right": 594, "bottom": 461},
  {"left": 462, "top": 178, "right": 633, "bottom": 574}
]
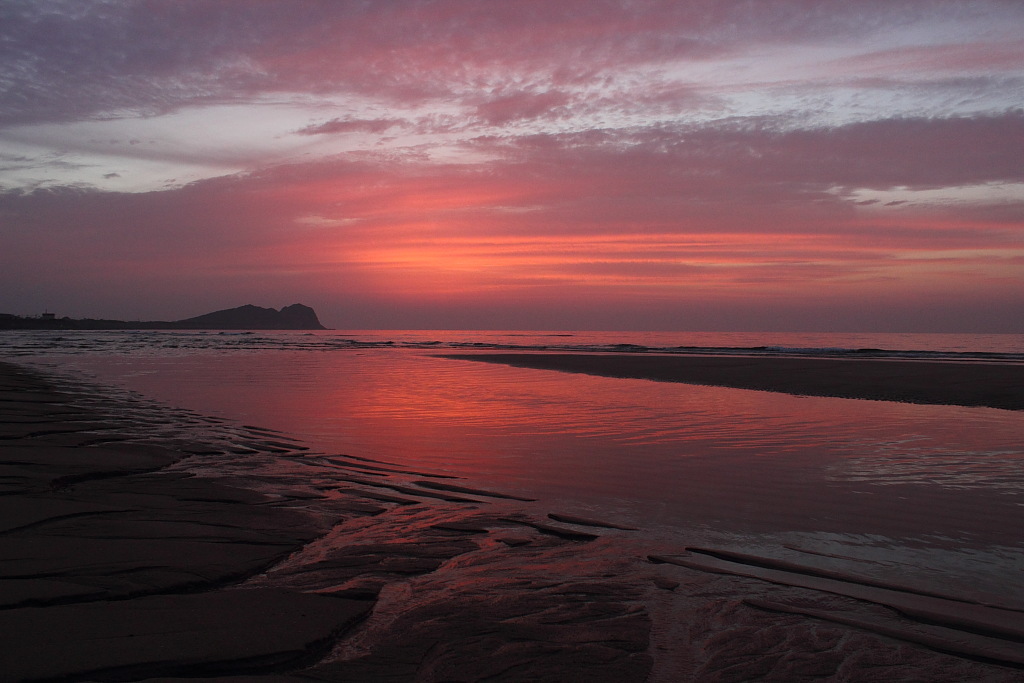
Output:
[{"left": 3, "top": 329, "right": 1023, "bottom": 364}]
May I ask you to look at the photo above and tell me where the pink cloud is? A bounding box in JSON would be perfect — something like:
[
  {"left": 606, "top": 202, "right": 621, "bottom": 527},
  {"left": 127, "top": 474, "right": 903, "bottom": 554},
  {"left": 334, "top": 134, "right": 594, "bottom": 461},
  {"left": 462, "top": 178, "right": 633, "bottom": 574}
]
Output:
[
  {"left": 834, "top": 40, "right": 1024, "bottom": 75},
  {"left": 3, "top": 1, "right": 1022, "bottom": 330},
  {"left": 3, "top": 107, "right": 1021, "bottom": 329}
]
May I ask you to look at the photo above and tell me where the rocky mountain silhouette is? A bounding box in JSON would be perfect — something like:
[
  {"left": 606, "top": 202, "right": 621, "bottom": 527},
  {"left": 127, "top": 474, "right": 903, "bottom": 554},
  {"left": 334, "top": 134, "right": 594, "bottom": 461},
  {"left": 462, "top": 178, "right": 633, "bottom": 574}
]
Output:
[{"left": 176, "top": 304, "right": 326, "bottom": 330}]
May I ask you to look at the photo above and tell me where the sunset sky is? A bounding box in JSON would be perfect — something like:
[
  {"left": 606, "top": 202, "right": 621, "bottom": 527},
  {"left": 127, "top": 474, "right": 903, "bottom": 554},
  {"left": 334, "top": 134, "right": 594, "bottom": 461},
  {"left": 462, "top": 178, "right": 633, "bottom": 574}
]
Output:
[{"left": 1, "top": 0, "right": 1022, "bottom": 331}]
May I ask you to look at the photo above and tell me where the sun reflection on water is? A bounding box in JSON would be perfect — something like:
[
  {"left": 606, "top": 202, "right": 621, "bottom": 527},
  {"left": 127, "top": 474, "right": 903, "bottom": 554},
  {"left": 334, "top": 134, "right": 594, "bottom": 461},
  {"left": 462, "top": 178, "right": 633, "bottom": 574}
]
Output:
[{"left": 28, "top": 348, "right": 1022, "bottom": 543}]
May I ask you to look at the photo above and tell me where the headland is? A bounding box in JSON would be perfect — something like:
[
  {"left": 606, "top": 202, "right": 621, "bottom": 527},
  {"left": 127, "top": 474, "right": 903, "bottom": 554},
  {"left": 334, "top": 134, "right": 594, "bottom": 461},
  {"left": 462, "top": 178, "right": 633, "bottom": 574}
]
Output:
[{"left": 0, "top": 303, "right": 326, "bottom": 330}]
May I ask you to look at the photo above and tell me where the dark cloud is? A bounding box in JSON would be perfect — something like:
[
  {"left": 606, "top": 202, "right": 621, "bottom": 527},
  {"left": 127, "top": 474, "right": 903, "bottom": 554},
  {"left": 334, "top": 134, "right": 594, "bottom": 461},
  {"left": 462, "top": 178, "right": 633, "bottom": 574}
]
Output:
[
  {"left": 734, "top": 111, "right": 1024, "bottom": 190},
  {"left": 4, "top": 0, "right": 1018, "bottom": 127},
  {"left": 475, "top": 110, "right": 1024, "bottom": 196},
  {"left": 297, "top": 118, "right": 405, "bottom": 136},
  {"left": 476, "top": 91, "right": 573, "bottom": 125}
]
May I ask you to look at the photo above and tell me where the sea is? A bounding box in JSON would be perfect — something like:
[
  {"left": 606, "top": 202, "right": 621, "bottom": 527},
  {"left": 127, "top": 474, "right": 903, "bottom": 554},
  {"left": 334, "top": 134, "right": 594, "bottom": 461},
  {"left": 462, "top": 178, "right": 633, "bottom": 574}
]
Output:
[{"left": 3, "top": 329, "right": 1024, "bottom": 610}]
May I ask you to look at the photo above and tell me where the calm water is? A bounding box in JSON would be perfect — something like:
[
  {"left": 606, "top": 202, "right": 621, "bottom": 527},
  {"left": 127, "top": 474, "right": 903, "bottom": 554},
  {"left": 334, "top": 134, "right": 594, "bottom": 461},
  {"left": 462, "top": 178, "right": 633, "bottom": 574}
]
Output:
[{"left": 5, "top": 329, "right": 1024, "bottom": 604}]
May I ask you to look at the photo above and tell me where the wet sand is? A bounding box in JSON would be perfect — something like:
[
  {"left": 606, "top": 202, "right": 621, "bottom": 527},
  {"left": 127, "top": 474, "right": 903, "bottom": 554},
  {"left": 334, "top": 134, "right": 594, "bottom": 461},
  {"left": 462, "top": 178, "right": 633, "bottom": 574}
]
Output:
[
  {"left": 2, "top": 359, "right": 1023, "bottom": 681},
  {"left": 445, "top": 353, "right": 1024, "bottom": 410},
  {"left": 0, "top": 361, "right": 650, "bottom": 681}
]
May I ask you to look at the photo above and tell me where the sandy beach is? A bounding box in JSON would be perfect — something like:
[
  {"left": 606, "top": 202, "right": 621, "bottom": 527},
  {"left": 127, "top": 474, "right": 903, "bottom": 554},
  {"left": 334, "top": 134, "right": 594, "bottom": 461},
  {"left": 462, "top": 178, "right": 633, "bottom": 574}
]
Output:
[
  {"left": 445, "top": 353, "right": 1024, "bottom": 411},
  {"left": 0, "top": 360, "right": 652, "bottom": 681},
  {"left": 2, "top": 357, "right": 1023, "bottom": 681}
]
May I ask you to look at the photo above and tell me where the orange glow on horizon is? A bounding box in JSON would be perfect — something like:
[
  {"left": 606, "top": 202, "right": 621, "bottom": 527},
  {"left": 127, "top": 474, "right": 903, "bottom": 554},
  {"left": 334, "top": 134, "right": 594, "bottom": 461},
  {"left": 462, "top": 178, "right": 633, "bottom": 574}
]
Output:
[{"left": 257, "top": 225, "right": 1020, "bottom": 305}]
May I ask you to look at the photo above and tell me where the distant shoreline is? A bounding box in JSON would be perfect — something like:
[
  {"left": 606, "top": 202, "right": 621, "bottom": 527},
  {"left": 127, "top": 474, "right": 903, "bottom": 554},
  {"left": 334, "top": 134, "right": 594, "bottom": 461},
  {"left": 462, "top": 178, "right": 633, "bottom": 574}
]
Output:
[
  {"left": 0, "top": 316, "right": 221, "bottom": 331},
  {"left": 445, "top": 352, "right": 1024, "bottom": 411},
  {"left": 0, "top": 303, "right": 326, "bottom": 331}
]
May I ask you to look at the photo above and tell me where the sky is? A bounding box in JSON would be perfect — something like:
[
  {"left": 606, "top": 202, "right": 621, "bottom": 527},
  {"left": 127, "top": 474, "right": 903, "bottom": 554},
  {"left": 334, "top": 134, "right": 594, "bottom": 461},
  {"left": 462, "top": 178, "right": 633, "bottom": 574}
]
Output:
[{"left": 1, "top": 0, "right": 1022, "bottom": 332}]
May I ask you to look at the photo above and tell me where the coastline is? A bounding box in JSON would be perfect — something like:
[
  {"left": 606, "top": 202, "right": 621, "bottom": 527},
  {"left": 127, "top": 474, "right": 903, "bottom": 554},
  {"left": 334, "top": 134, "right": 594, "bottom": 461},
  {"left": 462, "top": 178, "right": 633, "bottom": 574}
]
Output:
[
  {"left": 444, "top": 353, "right": 1024, "bottom": 411},
  {"left": 3, "top": 358, "right": 1023, "bottom": 681}
]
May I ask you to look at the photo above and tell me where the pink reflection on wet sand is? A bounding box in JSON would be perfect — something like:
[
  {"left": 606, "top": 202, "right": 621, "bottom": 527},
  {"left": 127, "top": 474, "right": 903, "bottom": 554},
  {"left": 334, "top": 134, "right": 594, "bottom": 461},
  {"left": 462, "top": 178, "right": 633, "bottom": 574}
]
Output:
[{"left": 50, "top": 349, "right": 1024, "bottom": 546}]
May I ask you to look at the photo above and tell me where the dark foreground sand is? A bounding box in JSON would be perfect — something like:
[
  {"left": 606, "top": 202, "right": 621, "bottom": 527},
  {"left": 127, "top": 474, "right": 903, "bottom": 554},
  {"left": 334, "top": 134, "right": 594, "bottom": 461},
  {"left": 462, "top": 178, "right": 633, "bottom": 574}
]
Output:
[
  {"left": 0, "top": 361, "right": 651, "bottom": 682},
  {"left": 444, "top": 353, "right": 1024, "bottom": 410},
  {"left": 2, "top": 359, "right": 1023, "bottom": 682}
]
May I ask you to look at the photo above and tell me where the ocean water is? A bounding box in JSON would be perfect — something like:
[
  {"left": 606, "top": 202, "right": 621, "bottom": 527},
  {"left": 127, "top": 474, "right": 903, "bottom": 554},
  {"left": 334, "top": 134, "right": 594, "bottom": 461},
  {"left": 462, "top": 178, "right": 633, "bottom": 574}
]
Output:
[
  {"left": 3, "top": 328, "right": 1023, "bottom": 360},
  {"left": 4, "top": 329, "right": 1024, "bottom": 606}
]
